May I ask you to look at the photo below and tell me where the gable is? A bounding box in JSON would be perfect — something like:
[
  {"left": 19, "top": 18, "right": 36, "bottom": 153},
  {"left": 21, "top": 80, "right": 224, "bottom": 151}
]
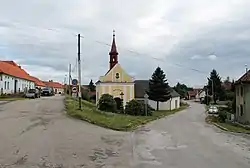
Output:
[{"left": 100, "top": 64, "right": 133, "bottom": 83}]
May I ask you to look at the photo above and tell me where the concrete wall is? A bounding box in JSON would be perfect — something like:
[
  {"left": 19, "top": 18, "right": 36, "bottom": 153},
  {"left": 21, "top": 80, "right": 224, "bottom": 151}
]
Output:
[
  {"left": 0, "top": 74, "right": 35, "bottom": 94},
  {"left": 147, "top": 97, "right": 180, "bottom": 110},
  {"left": 236, "top": 84, "right": 250, "bottom": 124}
]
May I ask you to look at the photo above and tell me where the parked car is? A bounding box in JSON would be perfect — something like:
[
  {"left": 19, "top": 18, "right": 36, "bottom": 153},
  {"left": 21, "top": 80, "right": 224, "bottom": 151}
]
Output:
[
  {"left": 25, "top": 89, "right": 40, "bottom": 98},
  {"left": 208, "top": 106, "right": 218, "bottom": 114},
  {"left": 41, "top": 87, "right": 53, "bottom": 96}
]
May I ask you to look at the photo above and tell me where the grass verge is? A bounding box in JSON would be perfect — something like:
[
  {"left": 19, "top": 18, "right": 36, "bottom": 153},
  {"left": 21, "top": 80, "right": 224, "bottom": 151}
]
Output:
[
  {"left": 0, "top": 97, "right": 27, "bottom": 101},
  {"left": 206, "top": 115, "right": 250, "bottom": 134},
  {"left": 65, "top": 97, "right": 188, "bottom": 131}
]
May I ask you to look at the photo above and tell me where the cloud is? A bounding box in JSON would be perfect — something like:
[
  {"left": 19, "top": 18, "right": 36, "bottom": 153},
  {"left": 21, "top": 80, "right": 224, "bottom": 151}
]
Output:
[
  {"left": 0, "top": 0, "right": 250, "bottom": 87},
  {"left": 191, "top": 55, "right": 202, "bottom": 60},
  {"left": 208, "top": 55, "right": 217, "bottom": 60}
]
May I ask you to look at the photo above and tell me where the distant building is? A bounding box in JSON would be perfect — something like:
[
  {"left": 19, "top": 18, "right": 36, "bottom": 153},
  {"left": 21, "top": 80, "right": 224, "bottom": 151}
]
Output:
[
  {"left": 30, "top": 76, "right": 46, "bottom": 89},
  {"left": 0, "top": 61, "right": 35, "bottom": 94},
  {"left": 43, "top": 81, "right": 64, "bottom": 94},
  {"left": 235, "top": 70, "right": 250, "bottom": 124},
  {"left": 134, "top": 80, "right": 180, "bottom": 111}
]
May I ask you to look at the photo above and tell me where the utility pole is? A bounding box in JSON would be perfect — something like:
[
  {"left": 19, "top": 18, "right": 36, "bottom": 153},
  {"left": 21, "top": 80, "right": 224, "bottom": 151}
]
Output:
[
  {"left": 78, "top": 34, "right": 82, "bottom": 109},
  {"left": 68, "top": 64, "right": 71, "bottom": 96},
  {"left": 211, "top": 79, "right": 214, "bottom": 102}
]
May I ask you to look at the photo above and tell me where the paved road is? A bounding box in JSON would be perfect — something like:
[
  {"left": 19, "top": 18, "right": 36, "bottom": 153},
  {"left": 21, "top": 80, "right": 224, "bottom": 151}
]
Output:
[
  {"left": 0, "top": 97, "right": 249, "bottom": 168},
  {"left": 0, "top": 96, "right": 131, "bottom": 168},
  {"left": 132, "top": 102, "right": 250, "bottom": 168}
]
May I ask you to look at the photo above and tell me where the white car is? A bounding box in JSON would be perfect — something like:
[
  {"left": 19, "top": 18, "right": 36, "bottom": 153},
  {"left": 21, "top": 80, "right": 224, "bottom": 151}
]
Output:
[{"left": 208, "top": 106, "right": 218, "bottom": 114}]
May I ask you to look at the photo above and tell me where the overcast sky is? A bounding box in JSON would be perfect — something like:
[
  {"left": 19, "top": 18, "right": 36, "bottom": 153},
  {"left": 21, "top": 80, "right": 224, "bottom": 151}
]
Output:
[{"left": 0, "top": 0, "right": 249, "bottom": 87}]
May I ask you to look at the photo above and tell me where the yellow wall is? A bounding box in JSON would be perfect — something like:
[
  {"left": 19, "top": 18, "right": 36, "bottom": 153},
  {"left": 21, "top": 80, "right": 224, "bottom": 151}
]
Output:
[
  {"left": 100, "top": 64, "right": 133, "bottom": 83},
  {"left": 96, "top": 84, "right": 134, "bottom": 105},
  {"left": 96, "top": 63, "right": 134, "bottom": 106}
]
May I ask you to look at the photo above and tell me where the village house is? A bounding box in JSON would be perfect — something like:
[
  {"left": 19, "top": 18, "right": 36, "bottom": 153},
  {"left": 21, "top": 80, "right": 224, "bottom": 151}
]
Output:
[
  {"left": 0, "top": 61, "right": 35, "bottom": 94},
  {"left": 195, "top": 89, "right": 206, "bottom": 102},
  {"left": 134, "top": 80, "right": 180, "bottom": 110},
  {"left": 96, "top": 31, "right": 134, "bottom": 109},
  {"left": 43, "top": 81, "right": 64, "bottom": 94},
  {"left": 187, "top": 88, "right": 202, "bottom": 100},
  {"left": 235, "top": 70, "right": 250, "bottom": 124},
  {"left": 30, "top": 76, "right": 46, "bottom": 89}
]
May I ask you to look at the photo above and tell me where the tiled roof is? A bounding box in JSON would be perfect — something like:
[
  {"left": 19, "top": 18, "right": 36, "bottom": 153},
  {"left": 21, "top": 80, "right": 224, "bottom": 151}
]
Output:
[
  {"left": 187, "top": 90, "right": 197, "bottom": 96},
  {"left": 0, "top": 61, "right": 35, "bottom": 82},
  {"left": 30, "top": 76, "right": 46, "bottom": 87},
  {"left": 235, "top": 70, "right": 250, "bottom": 84},
  {"left": 43, "top": 81, "right": 63, "bottom": 88},
  {"left": 134, "top": 80, "right": 180, "bottom": 98}
]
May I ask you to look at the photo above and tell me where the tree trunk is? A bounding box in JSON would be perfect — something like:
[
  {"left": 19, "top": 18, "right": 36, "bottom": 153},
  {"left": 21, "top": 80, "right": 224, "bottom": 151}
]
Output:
[{"left": 157, "top": 101, "right": 159, "bottom": 111}]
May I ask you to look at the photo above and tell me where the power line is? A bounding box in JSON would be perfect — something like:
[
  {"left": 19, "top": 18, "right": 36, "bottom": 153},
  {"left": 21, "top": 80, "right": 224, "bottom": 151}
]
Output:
[{"left": 0, "top": 20, "right": 209, "bottom": 75}]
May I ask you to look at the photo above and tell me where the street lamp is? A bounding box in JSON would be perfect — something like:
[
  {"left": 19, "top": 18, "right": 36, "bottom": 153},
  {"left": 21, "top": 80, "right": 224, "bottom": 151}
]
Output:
[{"left": 144, "top": 93, "right": 149, "bottom": 116}]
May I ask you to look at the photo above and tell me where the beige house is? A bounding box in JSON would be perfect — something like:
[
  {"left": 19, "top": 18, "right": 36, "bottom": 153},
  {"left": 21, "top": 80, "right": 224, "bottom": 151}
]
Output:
[{"left": 235, "top": 70, "right": 250, "bottom": 124}]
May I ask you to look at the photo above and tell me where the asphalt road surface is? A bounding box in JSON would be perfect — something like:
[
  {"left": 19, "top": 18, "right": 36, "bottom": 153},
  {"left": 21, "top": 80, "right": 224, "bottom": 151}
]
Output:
[
  {"left": 0, "top": 96, "right": 249, "bottom": 168},
  {"left": 0, "top": 96, "right": 131, "bottom": 168},
  {"left": 132, "top": 102, "right": 250, "bottom": 168}
]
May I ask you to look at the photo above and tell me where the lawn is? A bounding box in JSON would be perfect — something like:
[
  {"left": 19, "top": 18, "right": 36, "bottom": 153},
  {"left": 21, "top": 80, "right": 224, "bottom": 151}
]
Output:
[
  {"left": 206, "top": 115, "right": 250, "bottom": 133},
  {"left": 0, "top": 97, "right": 27, "bottom": 101},
  {"left": 216, "top": 122, "right": 250, "bottom": 133},
  {"left": 65, "top": 97, "right": 188, "bottom": 131}
]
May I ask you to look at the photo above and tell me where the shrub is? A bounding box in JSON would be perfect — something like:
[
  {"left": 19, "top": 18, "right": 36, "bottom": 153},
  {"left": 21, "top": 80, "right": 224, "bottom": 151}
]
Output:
[
  {"left": 81, "top": 90, "right": 90, "bottom": 101},
  {"left": 125, "top": 99, "right": 152, "bottom": 116},
  {"left": 232, "top": 97, "right": 236, "bottom": 114},
  {"left": 125, "top": 99, "right": 143, "bottom": 116},
  {"left": 218, "top": 110, "right": 227, "bottom": 122},
  {"left": 98, "top": 94, "right": 117, "bottom": 113}
]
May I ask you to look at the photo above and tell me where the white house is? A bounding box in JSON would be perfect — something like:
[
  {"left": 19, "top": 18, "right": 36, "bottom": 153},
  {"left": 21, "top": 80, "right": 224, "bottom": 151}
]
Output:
[
  {"left": 0, "top": 61, "right": 35, "bottom": 94},
  {"left": 134, "top": 80, "right": 180, "bottom": 110},
  {"left": 195, "top": 90, "right": 206, "bottom": 102}
]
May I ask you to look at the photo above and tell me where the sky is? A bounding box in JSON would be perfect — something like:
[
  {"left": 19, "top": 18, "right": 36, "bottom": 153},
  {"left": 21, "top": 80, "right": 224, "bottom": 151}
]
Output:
[{"left": 0, "top": 0, "right": 250, "bottom": 87}]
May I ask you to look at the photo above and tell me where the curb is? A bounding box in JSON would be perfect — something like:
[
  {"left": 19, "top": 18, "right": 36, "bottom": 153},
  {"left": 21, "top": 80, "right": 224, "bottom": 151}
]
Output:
[{"left": 213, "top": 123, "right": 229, "bottom": 131}]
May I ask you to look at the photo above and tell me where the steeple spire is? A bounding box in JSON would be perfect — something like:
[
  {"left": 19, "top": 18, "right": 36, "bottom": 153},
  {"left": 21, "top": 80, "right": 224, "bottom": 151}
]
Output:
[{"left": 109, "top": 30, "right": 118, "bottom": 70}]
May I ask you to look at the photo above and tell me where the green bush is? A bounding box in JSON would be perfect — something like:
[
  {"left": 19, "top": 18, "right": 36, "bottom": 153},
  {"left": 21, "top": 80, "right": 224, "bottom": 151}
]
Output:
[
  {"left": 81, "top": 90, "right": 90, "bottom": 101},
  {"left": 98, "top": 94, "right": 117, "bottom": 113},
  {"left": 125, "top": 99, "right": 152, "bottom": 116},
  {"left": 125, "top": 99, "right": 143, "bottom": 116},
  {"left": 218, "top": 110, "right": 227, "bottom": 122},
  {"left": 232, "top": 97, "right": 236, "bottom": 114}
]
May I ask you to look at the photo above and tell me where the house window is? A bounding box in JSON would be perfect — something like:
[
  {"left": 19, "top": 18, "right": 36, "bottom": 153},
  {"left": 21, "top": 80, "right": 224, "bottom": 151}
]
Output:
[
  {"left": 115, "top": 73, "right": 120, "bottom": 79},
  {"left": 7, "top": 82, "right": 9, "bottom": 90},
  {"left": 240, "top": 86, "right": 243, "bottom": 97},
  {"left": 4, "top": 81, "right": 6, "bottom": 89},
  {"left": 240, "top": 105, "right": 244, "bottom": 116},
  {"left": 0, "top": 75, "right": 2, "bottom": 81}
]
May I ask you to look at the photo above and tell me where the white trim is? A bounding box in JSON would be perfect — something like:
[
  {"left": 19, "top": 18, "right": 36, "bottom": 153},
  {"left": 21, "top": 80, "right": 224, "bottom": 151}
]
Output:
[{"left": 99, "top": 82, "right": 134, "bottom": 86}]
